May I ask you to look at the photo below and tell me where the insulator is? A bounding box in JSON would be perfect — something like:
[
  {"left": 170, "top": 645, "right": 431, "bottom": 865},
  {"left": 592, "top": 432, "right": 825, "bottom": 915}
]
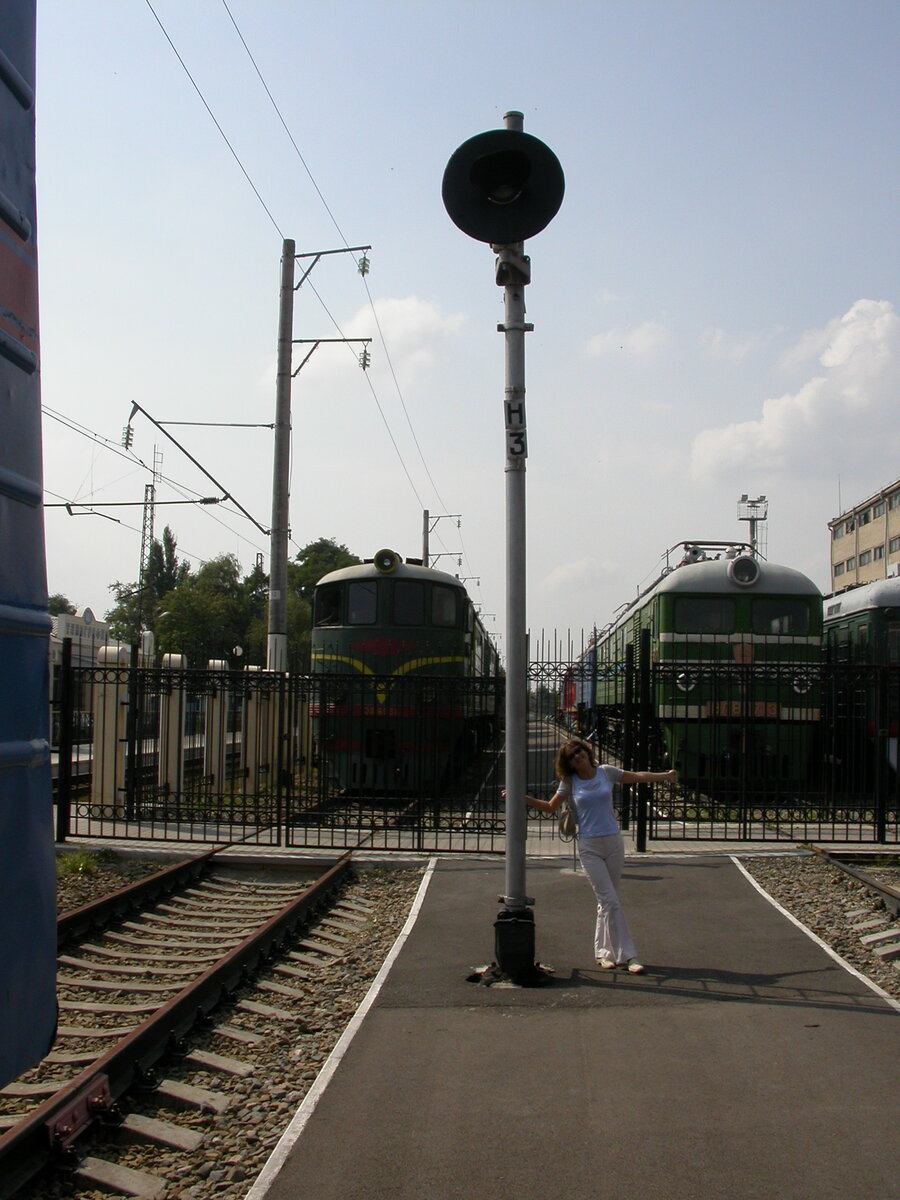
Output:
[
  {"left": 357, "top": 254, "right": 370, "bottom": 276},
  {"left": 121, "top": 424, "right": 134, "bottom": 449},
  {"left": 358, "top": 348, "right": 371, "bottom": 370}
]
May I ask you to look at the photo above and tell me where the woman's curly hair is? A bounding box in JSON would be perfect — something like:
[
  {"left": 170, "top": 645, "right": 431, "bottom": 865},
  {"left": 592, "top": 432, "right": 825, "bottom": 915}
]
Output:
[{"left": 554, "top": 738, "right": 597, "bottom": 780}]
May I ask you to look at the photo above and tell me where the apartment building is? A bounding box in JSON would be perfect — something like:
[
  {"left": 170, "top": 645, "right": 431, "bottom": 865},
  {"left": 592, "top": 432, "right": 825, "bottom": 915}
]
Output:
[{"left": 829, "top": 476, "right": 900, "bottom": 591}]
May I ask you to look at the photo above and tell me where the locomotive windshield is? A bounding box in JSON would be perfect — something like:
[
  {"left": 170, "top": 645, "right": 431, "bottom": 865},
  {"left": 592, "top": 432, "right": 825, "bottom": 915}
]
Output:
[
  {"left": 314, "top": 577, "right": 462, "bottom": 629},
  {"left": 314, "top": 583, "right": 341, "bottom": 626},
  {"left": 431, "top": 584, "right": 458, "bottom": 627},
  {"left": 394, "top": 581, "right": 425, "bottom": 625},
  {"left": 348, "top": 581, "right": 377, "bottom": 624},
  {"left": 751, "top": 599, "right": 810, "bottom": 635},
  {"left": 390, "top": 581, "right": 460, "bottom": 627},
  {"left": 674, "top": 598, "right": 735, "bottom": 633}
]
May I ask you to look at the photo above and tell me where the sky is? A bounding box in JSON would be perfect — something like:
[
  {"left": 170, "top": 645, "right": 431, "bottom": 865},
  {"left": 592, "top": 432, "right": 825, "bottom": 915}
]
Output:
[{"left": 34, "top": 0, "right": 900, "bottom": 660}]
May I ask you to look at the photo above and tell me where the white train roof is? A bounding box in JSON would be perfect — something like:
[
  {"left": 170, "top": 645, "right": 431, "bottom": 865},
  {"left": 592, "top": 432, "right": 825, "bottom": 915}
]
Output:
[
  {"left": 317, "top": 551, "right": 465, "bottom": 590},
  {"left": 654, "top": 557, "right": 820, "bottom": 597},
  {"left": 824, "top": 576, "right": 900, "bottom": 619}
]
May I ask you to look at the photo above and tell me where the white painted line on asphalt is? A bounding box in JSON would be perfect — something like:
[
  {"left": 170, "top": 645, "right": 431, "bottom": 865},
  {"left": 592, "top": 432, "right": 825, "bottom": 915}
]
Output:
[
  {"left": 731, "top": 855, "right": 900, "bottom": 1015},
  {"left": 243, "top": 857, "right": 439, "bottom": 1200}
]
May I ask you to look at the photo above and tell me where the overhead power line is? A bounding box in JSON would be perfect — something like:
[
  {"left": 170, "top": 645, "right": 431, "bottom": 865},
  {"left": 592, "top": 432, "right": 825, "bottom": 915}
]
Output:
[{"left": 144, "top": 0, "right": 283, "bottom": 238}]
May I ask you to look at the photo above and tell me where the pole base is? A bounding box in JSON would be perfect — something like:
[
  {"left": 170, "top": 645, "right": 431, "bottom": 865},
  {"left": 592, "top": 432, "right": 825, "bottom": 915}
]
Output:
[{"left": 465, "top": 909, "right": 554, "bottom": 987}]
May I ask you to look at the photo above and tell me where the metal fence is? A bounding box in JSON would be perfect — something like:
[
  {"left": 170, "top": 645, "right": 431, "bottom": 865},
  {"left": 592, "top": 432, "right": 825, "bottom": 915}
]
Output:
[
  {"left": 52, "top": 650, "right": 509, "bottom": 853},
  {"left": 52, "top": 640, "right": 899, "bottom": 849},
  {"left": 528, "top": 640, "right": 899, "bottom": 844}
]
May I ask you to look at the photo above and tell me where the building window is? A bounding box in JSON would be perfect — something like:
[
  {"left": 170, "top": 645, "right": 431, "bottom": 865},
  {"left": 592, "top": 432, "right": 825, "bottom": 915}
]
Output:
[
  {"left": 845, "top": 519, "right": 855, "bottom": 534},
  {"left": 846, "top": 557, "right": 856, "bottom": 571},
  {"left": 859, "top": 550, "right": 872, "bottom": 566},
  {"left": 859, "top": 509, "right": 871, "bottom": 525},
  {"left": 889, "top": 493, "right": 900, "bottom": 510},
  {"left": 890, "top": 536, "right": 900, "bottom": 554},
  {"left": 874, "top": 501, "right": 886, "bottom": 518},
  {"left": 832, "top": 525, "right": 843, "bottom": 540},
  {"left": 874, "top": 545, "right": 885, "bottom": 560},
  {"left": 834, "top": 562, "right": 845, "bottom": 576}
]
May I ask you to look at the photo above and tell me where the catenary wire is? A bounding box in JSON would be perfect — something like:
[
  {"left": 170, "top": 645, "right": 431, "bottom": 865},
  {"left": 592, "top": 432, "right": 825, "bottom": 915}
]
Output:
[{"left": 219, "top": 0, "right": 474, "bottom": 575}]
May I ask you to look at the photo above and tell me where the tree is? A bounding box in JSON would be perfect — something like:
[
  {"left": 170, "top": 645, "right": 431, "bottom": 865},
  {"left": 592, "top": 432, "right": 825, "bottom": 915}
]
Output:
[
  {"left": 144, "top": 526, "right": 189, "bottom": 600},
  {"left": 103, "top": 534, "right": 359, "bottom": 668},
  {"left": 105, "top": 582, "right": 143, "bottom": 644},
  {"left": 293, "top": 538, "right": 360, "bottom": 603},
  {"left": 105, "top": 527, "right": 190, "bottom": 645},
  {"left": 48, "top": 594, "right": 77, "bottom": 616},
  {"left": 154, "top": 554, "right": 245, "bottom": 667}
]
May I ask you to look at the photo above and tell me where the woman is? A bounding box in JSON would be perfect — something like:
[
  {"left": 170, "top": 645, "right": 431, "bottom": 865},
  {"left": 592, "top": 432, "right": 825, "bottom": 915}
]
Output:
[{"left": 524, "top": 740, "right": 676, "bottom": 973}]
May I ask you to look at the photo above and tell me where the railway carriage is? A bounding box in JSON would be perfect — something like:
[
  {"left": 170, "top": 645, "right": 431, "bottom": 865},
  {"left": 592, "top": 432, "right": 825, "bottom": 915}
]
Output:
[
  {"left": 593, "top": 542, "right": 823, "bottom": 790},
  {"left": 310, "top": 549, "right": 499, "bottom": 792},
  {"left": 823, "top": 577, "right": 900, "bottom": 780}
]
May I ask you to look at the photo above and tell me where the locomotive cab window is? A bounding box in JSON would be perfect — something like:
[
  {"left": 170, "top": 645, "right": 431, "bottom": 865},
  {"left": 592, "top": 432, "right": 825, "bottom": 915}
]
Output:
[
  {"left": 674, "top": 597, "right": 735, "bottom": 633},
  {"left": 348, "top": 581, "right": 377, "bottom": 625},
  {"left": 889, "top": 621, "right": 900, "bottom": 664},
  {"left": 432, "top": 585, "right": 458, "bottom": 627},
  {"left": 314, "top": 583, "right": 342, "bottom": 627},
  {"left": 393, "top": 580, "right": 425, "bottom": 626},
  {"left": 751, "top": 599, "right": 810, "bottom": 636}
]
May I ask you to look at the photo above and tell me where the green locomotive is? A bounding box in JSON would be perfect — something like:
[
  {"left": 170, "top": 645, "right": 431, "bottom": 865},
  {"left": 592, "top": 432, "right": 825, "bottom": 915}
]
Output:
[
  {"left": 310, "top": 549, "right": 499, "bottom": 792},
  {"left": 593, "top": 542, "right": 823, "bottom": 790}
]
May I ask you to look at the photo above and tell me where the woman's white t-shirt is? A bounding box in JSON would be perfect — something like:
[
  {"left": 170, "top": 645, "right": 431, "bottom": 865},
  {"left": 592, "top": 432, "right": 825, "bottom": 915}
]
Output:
[{"left": 555, "top": 765, "right": 623, "bottom": 838}]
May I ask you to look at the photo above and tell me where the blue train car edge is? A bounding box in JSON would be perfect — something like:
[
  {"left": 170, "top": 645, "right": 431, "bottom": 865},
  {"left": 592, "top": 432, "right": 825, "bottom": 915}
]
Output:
[{"left": 0, "top": 0, "right": 58, "bottom": 1086}]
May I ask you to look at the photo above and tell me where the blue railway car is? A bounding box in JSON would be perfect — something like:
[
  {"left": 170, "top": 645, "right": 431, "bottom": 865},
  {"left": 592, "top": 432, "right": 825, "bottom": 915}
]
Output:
[
  {"left": 0, "top": 1, "right": 58, "bottom": 1086},
  {"left": 310, "top": 549, "right": 499, "bottom": 792}
]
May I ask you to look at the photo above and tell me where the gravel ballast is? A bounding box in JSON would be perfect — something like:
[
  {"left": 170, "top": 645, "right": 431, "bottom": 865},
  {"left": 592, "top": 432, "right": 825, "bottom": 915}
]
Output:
[{"left": 38, "top": 848, "right": 899, "bottom": 1200}]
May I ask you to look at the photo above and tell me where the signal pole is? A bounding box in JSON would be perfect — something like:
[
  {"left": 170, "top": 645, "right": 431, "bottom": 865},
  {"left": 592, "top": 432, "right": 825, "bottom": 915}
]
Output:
[{"left": 443, "top": 112, "right": 564, "bottom": 981}]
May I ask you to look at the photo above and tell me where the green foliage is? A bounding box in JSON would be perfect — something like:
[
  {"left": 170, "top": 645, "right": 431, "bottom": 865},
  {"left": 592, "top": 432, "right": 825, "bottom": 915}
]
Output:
[
  {"left": 293, "top": 537, "right": 360, "bottom": 603},
  {"left": 103, "top": 533, "right": 357, "bottom": 669},
  {"left": 48, "top": 593, "right": 77, "bottom": 616},
  {"left": 144, "top": 526, "right": 189, "bottom": 599},
  {"left": 56, "top": 848, "right": 108, "bottom": 877}
]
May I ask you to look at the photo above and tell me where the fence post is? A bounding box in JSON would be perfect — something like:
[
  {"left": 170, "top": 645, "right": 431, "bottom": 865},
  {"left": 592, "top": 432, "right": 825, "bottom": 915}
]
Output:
[
  {"left": 205, "top": 660, "right": 229, "bottom": 798},
  {"left": 621, "top": 641, "right": 634, "bottom": 830},
  {"left": 55, "top": 637, "right": 74, "bottom": 841},
  {"left": 635, "top": 627, "right": 651, "bottom": 852},
  {"left": 93, "top": 644, "right": 131, "bottom": 818},
  {"left": 159, "top": 654, "right": 187, "bottom": 804},
  {"left": 874, "top": 663, "right": 888, "bottom": 843}
]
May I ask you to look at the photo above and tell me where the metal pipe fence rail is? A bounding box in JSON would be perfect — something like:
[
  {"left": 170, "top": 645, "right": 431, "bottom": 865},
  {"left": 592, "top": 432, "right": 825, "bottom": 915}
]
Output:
[{"left": 51, "top": 651, "right": 899, "bottom": 849}]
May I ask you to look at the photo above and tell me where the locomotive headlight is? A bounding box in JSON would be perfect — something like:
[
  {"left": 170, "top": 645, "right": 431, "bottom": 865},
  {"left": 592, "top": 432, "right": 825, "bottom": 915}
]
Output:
[
  {"left": 675, "top": 671, "right": 697, "bottom": 693},
  {"left": 791, "top": 673, "right": 812, "bottom": 695},
  {"left": 728, "top": 555, "right": 760, "bottom": 586}
]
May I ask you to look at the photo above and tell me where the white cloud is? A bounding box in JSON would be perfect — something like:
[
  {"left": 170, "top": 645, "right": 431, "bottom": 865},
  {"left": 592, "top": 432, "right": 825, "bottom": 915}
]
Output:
[
  {"left": 585, "top": 319, "right": 672, "bottom": 360},
  {"left": 690, "top": 299, "right": 900, "bottom": 482},
  {"left": 538, "top": 556, "right": 599, "bottom": 592},
  {"left": 344, "top": 295, "right": 465, "bottom": 378},
  {"left": 260, "top": 295, "right": 466, "bottom": 390},
  {"left": 699, "top": 326, "right": 765, "bottom": 362}
]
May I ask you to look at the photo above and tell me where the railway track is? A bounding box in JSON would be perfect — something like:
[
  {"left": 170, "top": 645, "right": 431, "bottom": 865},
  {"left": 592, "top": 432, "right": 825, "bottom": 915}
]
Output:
[
  {"left": 807, "top": 846, "right": 900, "bottom": 916},
  {"left": 0, "top": 849, "right": 369, "bottom": 1200}
]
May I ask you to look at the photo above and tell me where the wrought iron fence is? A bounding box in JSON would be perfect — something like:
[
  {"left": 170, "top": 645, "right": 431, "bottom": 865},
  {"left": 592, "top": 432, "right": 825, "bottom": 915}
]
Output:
[
  {"left": 53, "top": 656, "right": 508, "bottom": 852},
  {"left": 51, "top": 640, "right": 899, "bottom": 849}
]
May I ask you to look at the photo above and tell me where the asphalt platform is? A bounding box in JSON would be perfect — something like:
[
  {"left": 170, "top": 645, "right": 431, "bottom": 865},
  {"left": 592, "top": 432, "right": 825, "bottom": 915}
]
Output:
[{"left": 247, "top": 850, "right": 899, "bottom": 1200}]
